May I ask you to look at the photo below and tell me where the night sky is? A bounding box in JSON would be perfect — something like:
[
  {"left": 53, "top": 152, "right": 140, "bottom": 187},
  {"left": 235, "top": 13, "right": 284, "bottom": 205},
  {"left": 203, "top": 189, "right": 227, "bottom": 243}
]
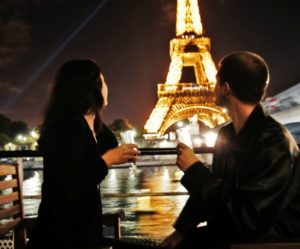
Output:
[{"left": 1, "top": 0, "right": 300, "bottom": 128}]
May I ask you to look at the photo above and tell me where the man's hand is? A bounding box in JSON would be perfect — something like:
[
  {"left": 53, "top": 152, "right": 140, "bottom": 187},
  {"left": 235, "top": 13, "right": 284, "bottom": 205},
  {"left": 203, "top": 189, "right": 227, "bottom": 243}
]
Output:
[{"left": 176, "top": 143, "right": 199, "bottom": 172}]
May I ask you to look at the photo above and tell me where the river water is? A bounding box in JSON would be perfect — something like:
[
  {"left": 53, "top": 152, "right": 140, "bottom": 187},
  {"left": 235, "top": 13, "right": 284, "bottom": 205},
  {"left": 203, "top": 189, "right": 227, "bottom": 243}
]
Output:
[
  {"left": 22, "top": 162, "right": 190, "bottom": 240},
  {"left": 22, "top": 152, "right": 213, "bottom": 240}
]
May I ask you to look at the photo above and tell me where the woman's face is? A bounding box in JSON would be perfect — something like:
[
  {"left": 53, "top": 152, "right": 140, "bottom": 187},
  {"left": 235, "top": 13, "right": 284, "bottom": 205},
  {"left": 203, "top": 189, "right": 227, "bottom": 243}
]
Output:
[{"left": 100, "top": 73, "right": 108, "bottom": 107}]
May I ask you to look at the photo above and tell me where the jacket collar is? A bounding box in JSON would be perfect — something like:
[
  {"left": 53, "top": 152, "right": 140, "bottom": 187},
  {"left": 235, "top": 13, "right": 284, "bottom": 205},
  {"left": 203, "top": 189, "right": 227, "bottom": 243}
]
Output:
[{"left": 229, "top": 104, "right": 268, "bottom": 150}]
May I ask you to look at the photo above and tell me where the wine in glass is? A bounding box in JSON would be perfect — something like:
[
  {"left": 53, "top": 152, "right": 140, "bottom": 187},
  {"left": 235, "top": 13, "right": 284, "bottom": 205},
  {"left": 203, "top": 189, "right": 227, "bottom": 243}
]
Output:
[{"left": 120, "top": 130, "right": 137, "bottom": 171}]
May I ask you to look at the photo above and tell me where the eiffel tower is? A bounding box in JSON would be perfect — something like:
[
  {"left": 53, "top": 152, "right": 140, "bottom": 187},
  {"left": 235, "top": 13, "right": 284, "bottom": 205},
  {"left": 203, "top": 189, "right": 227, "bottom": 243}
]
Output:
[{"left": 144, "top": 0, "right": 229, "bottom": 135}]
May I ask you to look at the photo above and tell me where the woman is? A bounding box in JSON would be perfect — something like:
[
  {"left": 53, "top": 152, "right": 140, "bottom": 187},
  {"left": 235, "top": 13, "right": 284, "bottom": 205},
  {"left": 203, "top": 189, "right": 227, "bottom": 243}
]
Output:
[{"left": 26, "top": 59, "right": 139, "bottom": 249}]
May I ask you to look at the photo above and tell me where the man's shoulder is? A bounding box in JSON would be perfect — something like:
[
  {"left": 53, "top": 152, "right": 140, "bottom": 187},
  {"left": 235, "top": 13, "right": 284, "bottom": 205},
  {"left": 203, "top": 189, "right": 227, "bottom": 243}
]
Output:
[
  {"left": 263, "top": 116, "right": 289, "bottom": 137},
  {"left": 260, "top": 116, "right": 298, "bottom": 151}
]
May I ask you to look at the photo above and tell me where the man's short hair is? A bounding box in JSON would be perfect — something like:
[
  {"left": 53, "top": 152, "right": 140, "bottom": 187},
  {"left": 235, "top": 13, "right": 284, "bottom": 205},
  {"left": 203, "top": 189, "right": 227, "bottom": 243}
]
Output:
[{"left": 217, "top": 51, "right": 270, "bottom": 104}]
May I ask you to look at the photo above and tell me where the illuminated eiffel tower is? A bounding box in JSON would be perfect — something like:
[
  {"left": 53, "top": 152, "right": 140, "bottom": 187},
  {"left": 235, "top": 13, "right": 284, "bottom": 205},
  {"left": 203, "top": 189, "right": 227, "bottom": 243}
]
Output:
[{"left": 144, "top": 0, "right": 229, "bottom": 135}]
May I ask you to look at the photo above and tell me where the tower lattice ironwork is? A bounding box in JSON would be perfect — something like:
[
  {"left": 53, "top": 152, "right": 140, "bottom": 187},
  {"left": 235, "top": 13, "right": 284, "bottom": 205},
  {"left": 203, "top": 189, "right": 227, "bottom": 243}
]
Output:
[{"left": 144, "top": 0, "right": 229, "bottom": 135}]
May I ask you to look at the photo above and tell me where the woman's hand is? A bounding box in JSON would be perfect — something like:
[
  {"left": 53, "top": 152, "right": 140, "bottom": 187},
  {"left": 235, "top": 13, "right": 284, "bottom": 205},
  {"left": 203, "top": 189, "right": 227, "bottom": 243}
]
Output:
[
  {"left": 160, "top": 230, "right": 183, "bottom": 249},
  {"left": 176, "top": 143, "right": 199, "bottom": 172},
  {"left": 101, "top": 144, "right": 140, "bottom": 167}
]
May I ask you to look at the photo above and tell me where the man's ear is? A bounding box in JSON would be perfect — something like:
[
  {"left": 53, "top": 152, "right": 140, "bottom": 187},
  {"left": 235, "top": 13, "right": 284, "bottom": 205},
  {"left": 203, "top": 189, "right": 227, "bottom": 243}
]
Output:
[{"left": 223, "top": 82, "right": 232, "bottom": 96}]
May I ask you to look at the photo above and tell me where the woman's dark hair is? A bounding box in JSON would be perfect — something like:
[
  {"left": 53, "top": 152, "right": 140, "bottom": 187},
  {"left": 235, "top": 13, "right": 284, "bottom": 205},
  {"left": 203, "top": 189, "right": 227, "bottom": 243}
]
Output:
[
  {"left": 40, "top": 59, "right": 104, "bottom": 138},
  {"left": 217, "top": 51, "right": 269, "bottom": 104}
]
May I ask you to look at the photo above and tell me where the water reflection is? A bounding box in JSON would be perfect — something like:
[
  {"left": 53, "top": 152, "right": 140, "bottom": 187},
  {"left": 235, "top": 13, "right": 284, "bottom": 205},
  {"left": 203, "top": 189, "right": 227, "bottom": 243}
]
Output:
[
  {"left": 23, "top": 166, "right": 189, "bottom": 239},
  {"left": 23, "top": 170, "right": 43, "bottom": 217},
  {"left": 101, "top": 166, "right": 188, "bottom": 239}
]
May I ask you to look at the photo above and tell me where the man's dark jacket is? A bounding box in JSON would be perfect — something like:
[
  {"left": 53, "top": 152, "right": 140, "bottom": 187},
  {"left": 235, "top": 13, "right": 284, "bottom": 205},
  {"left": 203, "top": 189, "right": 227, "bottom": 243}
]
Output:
[{"left": 174, "top": 105, "right": 300, "bottom": 247}]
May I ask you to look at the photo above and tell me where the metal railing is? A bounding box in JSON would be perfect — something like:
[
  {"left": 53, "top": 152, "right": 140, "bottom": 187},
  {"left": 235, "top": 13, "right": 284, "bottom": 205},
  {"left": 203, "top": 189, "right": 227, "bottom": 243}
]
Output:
[
  {"left": 0, "top": 147, "right": 215, "bottom": 200},
  {"left": 0, "top": 147, "right": 214, "bottom": 158}
]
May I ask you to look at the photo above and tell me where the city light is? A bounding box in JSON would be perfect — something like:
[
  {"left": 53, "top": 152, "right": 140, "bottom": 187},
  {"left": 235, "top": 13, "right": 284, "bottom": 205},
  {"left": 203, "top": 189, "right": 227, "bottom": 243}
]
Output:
[
  {"left": 177, "top": 121, "right": 184, "bottom": 128},
  {"left": 4, "top": 142, "right": 17, "bottom": 151},
  {"left": 203, "top": 132, "right": 218, "bottom": 147},
  {"left": 30, "top": 130, "right": 39, "bottom": 138},
  {"left": 0, "top": 130, "right": 40, "bottom": 151},
  {"left": 16, "top": 134, "right": 27, "bottom": 142}
]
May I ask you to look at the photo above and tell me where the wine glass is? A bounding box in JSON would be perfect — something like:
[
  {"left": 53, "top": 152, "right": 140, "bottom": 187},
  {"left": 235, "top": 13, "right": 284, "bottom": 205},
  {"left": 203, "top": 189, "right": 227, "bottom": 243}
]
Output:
[
  {"left": 176, "top": 127, "right": 193, "bottom": 149},
  {"left": 120, "top": 130, "right": 137, "bottom": 171}
]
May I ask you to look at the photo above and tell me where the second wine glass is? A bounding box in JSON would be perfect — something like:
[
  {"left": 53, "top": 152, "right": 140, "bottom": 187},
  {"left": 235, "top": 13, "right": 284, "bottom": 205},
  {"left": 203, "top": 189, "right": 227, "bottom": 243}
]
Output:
[
  {"left": 120, "top": 130, "right": 137, "bottom": 170},
  {"left": 176, "top": 127, "right": 193, "bottom": 149}
]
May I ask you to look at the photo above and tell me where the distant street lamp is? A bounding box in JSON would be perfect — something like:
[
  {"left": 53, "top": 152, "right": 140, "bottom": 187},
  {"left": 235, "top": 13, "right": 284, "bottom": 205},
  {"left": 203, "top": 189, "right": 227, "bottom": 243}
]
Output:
[
  {"left": 16, "top": 134, "right": 27, "bottom": 142},
  {"left": 30, "top": 130, "right": 39, "bottom": 138}
]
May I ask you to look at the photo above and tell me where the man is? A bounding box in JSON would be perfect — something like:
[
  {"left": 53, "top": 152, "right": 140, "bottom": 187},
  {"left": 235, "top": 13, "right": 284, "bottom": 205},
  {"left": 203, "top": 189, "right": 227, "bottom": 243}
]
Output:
[{"left": 161, "top": 51, "right": 300, "bottom": 249}]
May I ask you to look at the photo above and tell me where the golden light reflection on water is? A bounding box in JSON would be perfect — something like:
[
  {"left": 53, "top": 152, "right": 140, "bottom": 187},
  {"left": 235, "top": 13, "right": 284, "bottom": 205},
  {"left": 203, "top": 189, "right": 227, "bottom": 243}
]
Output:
[
  {"left": 23, "top": 165, "right": 193, "bottom": 239},
  {"left": 133, "top": 195, "right": 188, "bottom": 239},
  {"left": 101, "top": 166, "right": 189, "bottom": 239}
]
